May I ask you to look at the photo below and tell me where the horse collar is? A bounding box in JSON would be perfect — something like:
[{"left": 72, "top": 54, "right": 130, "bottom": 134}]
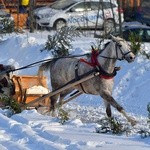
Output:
[{"left": 80, "top": 50, "right": 118, "bottom": 79}]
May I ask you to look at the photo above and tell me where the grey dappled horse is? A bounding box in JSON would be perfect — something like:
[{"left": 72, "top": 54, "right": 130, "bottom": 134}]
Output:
[{"left": 39, "top": 36, "right": 136, "bottom": 126}]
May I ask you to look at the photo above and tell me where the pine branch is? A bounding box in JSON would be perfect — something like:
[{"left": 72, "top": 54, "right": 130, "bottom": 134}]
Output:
[{"left": 42, "top": 26, "right": 82, "bottom": 57}]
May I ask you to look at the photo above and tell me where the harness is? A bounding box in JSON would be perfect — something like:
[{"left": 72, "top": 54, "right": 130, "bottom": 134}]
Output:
[
  {"left": 78, "top": 49, "right": 117, "bottom": 81},
  {"left": 75, "top": 60, "right": 87, "bottom": 93},
  {"left": 74, "top": 41, "right": 132, "bottom": 92},
  {"left": 74, "top": 49, "right": 117, "bottom": 93},
  {"left": 79, "top": 41, "right": 132, "bottom": 79}
]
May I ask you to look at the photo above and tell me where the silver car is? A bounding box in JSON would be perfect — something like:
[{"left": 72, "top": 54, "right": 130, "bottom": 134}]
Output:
[{"left": 34, "top": 0, "right": 124, "bottom": 31}]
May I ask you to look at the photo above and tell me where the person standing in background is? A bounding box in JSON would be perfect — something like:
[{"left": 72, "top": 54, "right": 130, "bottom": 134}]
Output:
[{"left": 19, "top": 0, "right": 29, "bottom": 13}]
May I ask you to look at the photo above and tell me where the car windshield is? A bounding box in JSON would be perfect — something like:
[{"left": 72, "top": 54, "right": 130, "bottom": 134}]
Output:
[
  {"left": 102, "top": 2, "right": 116, "bottom": 9},
  {"left": 51, "top": 0, "right": 76, "bottom": 10},
  {"left": 123, "top": 28, "right": 150, "bottom": 42}
]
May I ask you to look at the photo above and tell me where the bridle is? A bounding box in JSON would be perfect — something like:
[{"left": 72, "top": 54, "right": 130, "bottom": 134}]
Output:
[{"left": 99, "top": 40, "right": 133, "bottom": 61}]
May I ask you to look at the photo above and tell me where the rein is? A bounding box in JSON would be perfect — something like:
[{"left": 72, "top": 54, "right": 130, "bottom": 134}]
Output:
[{"left": 0, "top": 53, "right": 90, "bottom": 75}]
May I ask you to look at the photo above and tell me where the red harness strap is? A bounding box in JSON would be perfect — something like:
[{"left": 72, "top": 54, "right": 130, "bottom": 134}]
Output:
[
  {"left": 80, "top": 50, "right": 99, "bottom": 66},
  {"left": 80, "top": 50, "right": 115, "bottom": 79}
]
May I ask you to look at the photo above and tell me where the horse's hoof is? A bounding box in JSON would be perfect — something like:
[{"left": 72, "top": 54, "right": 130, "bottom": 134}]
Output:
[{"left": 50, "top": 110, "right": 58, "bottom": 117}]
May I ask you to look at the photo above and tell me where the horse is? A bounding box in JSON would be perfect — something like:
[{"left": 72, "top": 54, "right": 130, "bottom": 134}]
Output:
[{"left": 38, "top": 35, "right": 136, "bottom": 126}]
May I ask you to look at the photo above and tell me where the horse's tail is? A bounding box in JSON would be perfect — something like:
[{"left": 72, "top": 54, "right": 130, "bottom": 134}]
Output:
[{"left": 38, "top": 61, "right": 52, "bottom": 78}]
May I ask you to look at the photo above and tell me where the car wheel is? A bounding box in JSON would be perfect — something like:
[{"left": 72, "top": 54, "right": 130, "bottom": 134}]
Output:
[
  {"left": 54, "top": 20, "right": 66, "bottom": 30},
  {"left": 104, "top": 19, "right": 115, "bottom": 34}
]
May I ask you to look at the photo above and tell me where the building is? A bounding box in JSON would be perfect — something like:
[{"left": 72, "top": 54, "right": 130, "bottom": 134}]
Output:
[
  {"left": 0, "top": 0, "right": 144, "bottom": 13},
  {"left": 120, "top": 0, "right": 141, "bottom": 8}
]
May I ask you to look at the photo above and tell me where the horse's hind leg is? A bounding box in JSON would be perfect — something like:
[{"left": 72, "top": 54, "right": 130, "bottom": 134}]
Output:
[
  {"left": 101, "top": 92, "right": 137, "bottom": 126},
  {"left": 59, "top": 93, "right": 67, "bottom": 107},
  {"left": 50, "top": 94, "right": 59, "bottom": 116},
  {"left": 59, "top": 90, "right": 73, "bottom": 106}
]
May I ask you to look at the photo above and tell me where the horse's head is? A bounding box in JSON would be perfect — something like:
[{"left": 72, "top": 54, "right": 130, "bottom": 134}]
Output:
[{"left": 111, "top": 35, "right": 135, "bottom": 63}]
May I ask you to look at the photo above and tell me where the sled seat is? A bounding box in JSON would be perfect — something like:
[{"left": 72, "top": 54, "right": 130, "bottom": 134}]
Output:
[{"left": 12, "top": 75, "right": 50, "bottom": 107}]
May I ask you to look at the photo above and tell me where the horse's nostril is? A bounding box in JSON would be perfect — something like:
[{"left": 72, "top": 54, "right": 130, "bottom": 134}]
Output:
[{"left": 130, "top": 56, "right": 134, "bottom": 60}]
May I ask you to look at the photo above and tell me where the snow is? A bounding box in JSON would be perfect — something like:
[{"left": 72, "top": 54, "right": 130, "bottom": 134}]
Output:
[
  {"left": 26, "top": 86, "right": 49, "bottom": 94},
  {"left": 0, "top": 29, "right": 150, "bottom": 150}
]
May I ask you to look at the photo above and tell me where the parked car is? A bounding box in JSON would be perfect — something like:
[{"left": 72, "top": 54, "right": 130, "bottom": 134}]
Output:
[
  {"left": 33, "top": 0, "right": 124, "bottom": 31},
  {"left": 112, "top": 24, "right": 150, "bottom": 42},
  {"left": 0, "top": 10, "right": 14, "bottom": 33}
]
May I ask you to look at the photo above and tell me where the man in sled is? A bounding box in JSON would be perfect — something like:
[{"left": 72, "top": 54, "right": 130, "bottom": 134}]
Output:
[{"left": 0, "top": 64, "right": 15, "bottom": 98}]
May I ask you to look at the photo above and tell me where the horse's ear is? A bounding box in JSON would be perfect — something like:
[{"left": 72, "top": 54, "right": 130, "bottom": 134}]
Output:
[
  {"left": 110, "top": 34, "right": 117, "bottom": 42},
  {"left": 110, "top": 34, "right": 122, "bottom": 43}
]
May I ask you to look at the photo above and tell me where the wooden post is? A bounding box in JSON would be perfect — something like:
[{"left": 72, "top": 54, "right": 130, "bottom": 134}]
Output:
[
  {"left": 117, "top": 0, "right": 122, "bottom": 37},
  {"left": 17, "top": 0, "right": 20, "bottom": 31},
  {"left": 29, "top": 0, "right": 35, "bottom": 32},
  {"left": 110, "top": 0, "right": 116, "bottom": 32}
]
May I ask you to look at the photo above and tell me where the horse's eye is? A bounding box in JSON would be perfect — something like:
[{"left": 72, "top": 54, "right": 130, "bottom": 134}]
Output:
[{"left": 118, "top": 44, "right": 122, "bottom": 47}]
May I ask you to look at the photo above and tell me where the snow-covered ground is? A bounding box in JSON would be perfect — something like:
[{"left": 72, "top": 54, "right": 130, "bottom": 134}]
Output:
[{"left": 0, "top": 29, "right": 150, "bottom": 150}]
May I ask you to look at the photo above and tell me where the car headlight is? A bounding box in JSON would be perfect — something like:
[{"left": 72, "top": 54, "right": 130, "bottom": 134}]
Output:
[
  {"left": 36, "top": 14, "right": 53, "bottom": 19},
  {"left": 34, "top": 15, "right": 41, "bottom": 20}
]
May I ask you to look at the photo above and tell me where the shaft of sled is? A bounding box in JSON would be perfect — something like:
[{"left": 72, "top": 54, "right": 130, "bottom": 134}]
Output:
[
  {"left": 56, "top": 91, "right": 83, "bottom": 108},
  {"left": 25, "top": 72, "right": 99, "bottom": 107}
]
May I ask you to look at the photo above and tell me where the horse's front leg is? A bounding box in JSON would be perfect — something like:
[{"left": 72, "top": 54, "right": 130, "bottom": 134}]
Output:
[
  {"left": 103, "top": 100, "right": 112, "bottom": 118},
  {"left": 101, "top": 92, "right": 137, "bottom": 126}
]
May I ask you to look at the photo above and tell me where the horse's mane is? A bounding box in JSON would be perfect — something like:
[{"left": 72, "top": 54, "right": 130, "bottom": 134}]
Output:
[
  {"left": 86, "top": 41, "right": 111, "bottom": 59},
  {"left": 104, "top": 41, "right": 111, "bottom": 49}
]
